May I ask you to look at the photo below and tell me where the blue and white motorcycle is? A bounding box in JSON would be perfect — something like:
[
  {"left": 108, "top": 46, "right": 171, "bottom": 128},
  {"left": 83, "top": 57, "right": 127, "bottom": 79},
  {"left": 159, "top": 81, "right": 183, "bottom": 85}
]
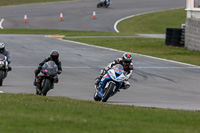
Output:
[{"left": 94, "top": 64, "right": 126, "bottom": 102}]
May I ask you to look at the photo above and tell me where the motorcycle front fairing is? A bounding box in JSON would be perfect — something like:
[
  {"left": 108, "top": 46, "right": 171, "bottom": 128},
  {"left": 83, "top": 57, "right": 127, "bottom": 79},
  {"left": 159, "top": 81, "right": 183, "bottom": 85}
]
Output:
[
  {"left": 0, "top": 55, "right": 8, "bottom": 71},
  {"left": 97, "top": 69, "right": 124, "bottom": 98},
  {"left": 37, "top": 61, "right": 58, "bottom": 85},
  {"left": 42, "top": 61, "right": 58, "bottom": 76}
]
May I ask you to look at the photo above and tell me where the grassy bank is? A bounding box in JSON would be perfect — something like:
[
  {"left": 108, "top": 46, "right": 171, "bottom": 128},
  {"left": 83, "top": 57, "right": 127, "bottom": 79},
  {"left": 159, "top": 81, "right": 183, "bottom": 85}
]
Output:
[
  {"left": 0, "top": 2, "right": 199, "bottom": 133},
  {"left": 117, "top": 8, "right": 186, "bottom": 35},
  {"left": 0, "top": 0, "right": 72, "bottom": 6},
  {"left": 66, "top": 37, "right": 200, "bottom": 66},
  {"left": 0, "top": 93, "right": 200, "bottom": 133}
]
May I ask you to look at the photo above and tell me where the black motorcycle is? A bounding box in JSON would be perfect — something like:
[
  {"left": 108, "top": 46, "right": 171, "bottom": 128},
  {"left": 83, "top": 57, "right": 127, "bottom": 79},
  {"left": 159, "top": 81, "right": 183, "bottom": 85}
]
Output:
[
  {"left": 35, "top": 61, "right": 58, "bottom": 96},
  {"left": 97, "top": 0, "right": 110, "bottom": 8},
  {"left": 0, "top": 54, "right": 11, "bottom": 86}
]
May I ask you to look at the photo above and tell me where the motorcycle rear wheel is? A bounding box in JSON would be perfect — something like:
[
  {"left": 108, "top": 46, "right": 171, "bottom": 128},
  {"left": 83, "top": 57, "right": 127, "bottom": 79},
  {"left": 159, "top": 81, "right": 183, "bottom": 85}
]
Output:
[
  {"left": 42, "top": 79, "right": 51, "bottom": 96},
  {"left": 97, "top": 2, "right": 102, "bottom": 8}
]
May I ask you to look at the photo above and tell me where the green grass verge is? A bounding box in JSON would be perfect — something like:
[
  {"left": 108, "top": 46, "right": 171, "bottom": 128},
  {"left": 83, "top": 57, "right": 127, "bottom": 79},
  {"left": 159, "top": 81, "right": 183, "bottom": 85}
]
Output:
[
  {"left": 0, "top": 3, "right": 199, "bottom": 133},
  {"left": 66, "top": 37, "right": 200, "bottom": 66},
  {"left": 117, "top": 8, "right": 186, "bottom": 35},
  {"left": 0, "top": 93, "right": 200, "bottom": 133},
  {"left": 0, "top": 29, "right": 119, "bottom": 36},
  {"left": 0, "top": 0, "right": 72, "bottom": 6},
  {"left": 0, "top": 4, "right": 199, "bottom": 132}
]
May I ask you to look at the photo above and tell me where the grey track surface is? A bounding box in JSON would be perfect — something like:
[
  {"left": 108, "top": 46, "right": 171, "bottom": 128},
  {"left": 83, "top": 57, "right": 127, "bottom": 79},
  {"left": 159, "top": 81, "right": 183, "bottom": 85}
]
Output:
[
  {"left": 1, "top": 0, "right": 199, "bottom": 111},
  {"left": 0, "top": 34, "right": 200, "bottom": 111},
  {"left": 0, "top": 0, "right": 185, "bottom": 32}
]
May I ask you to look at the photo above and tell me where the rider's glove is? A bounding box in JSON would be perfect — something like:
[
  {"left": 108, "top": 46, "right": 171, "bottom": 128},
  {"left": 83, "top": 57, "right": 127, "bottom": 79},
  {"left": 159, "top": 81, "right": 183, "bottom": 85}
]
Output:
[
  {"left": 100, "top": 66, "right": 110, "bottom": 75},
  {"left": 104, "top": 66, "right": 110, "bottom": 71}
]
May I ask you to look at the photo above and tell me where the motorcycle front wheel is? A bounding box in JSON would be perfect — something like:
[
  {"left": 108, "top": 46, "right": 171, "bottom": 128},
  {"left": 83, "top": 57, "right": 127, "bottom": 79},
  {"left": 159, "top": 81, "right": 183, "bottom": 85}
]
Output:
[
  {"left": 0, "top": 70, "right": 4, "bottom": 86},
  {"left": 42, "top": 78, "right": 51, "bottom": 96},
  {"left": 102, "top": 82, "right": 115, "bottom": 102}
]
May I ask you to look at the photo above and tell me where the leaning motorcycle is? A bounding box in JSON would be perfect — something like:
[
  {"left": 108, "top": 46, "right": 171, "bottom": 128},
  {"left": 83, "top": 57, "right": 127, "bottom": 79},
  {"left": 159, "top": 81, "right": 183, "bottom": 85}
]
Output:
[
  {"left": 0, "top": 54, "right": 11, "bottom": 86},
  {"left": 97, "top": 0, "right": 110, "bottom": 8},
  {"left": 35, "top": 61, "right": 58, "bottom": 96},
  {"left": 94, "top": 64, "right": 126, "bottom": 102}
]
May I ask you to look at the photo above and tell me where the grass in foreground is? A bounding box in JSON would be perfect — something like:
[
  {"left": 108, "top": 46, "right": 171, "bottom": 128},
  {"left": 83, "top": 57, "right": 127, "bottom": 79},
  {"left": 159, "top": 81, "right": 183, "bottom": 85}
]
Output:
[
  {"left": 0, "top": 93, "right": 200, "bottom": 133},
  {"left": 66, "top": 37, "right": 200, "bottom": 66}
]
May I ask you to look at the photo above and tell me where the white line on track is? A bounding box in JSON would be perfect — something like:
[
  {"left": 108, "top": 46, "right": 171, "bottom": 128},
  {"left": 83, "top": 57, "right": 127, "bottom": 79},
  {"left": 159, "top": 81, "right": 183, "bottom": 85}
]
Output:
[
  {"left": 114, "top": 8, "right": 181, "bottom": 33},
  {"left": 0, "top": 90, "right": 3, "bottom": 93},
  {"left": 0, "top": 18, "right": 4, "bottom": 29},
  {"left": 136, "top": 66, "right": 197, "bottom": 69},
  {"left": 60, "top": 39, "right": 200, "bottom": 68},
  {"left": 13, "top": 66, "right": 104, "bottom": 69},
  {"left": 57, "top": 8, "right": 199, "bottom": 68},
  {"left": 12, "top": 66, "right": 200, "bottom": 69}
]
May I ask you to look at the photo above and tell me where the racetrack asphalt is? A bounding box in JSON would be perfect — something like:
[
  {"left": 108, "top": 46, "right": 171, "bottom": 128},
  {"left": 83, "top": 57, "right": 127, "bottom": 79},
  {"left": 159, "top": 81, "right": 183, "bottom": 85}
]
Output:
[
  {"left": 1, "top": 0, "right": 200, "bottom": 111},
  {"left": 0, "top": 0, "right": 185, "bottom": 32},
  {"left": 0, "top": 34, "right": 200, "bottom": 111}
]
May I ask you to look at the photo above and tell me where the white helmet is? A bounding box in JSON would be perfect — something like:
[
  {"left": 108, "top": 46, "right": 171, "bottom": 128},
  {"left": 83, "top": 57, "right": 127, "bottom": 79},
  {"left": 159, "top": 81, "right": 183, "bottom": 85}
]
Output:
[{"left": 0, "top": 42, "right": 5, "bottom": 50}]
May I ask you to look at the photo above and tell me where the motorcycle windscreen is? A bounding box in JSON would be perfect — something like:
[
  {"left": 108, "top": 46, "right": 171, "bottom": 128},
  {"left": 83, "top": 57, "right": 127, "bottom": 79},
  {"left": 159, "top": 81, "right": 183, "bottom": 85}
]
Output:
[{"left": 42, "top": 61, "right": 58, "bottom": 75}]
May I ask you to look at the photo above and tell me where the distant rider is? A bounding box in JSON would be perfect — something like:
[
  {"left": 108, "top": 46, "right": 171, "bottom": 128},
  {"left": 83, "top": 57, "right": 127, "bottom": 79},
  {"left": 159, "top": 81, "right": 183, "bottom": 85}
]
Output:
[
  {"left": 95, "top": 52, "right": 134, "bottom": 90},
  {"left": 0, "top": 42, "right": 12, "bottom": 71},
  {"left": 34, "top": 50, "right": 62, "bottom": 89},
  {"left": 100, "top": 0, "right": 110, "bottom": 4}
]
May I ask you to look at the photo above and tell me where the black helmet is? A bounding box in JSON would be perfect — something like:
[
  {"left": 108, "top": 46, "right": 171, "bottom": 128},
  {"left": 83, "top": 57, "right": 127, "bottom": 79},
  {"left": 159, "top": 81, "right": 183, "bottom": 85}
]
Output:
[
  {"left": 50, "top": 50, "right": 59, "bottom": 61},
  {"left": 0, "top": 42, "right": 5, "bottom": 51},
  {"left": 122, "top": 52, "right": 132, "bottom": 66}
]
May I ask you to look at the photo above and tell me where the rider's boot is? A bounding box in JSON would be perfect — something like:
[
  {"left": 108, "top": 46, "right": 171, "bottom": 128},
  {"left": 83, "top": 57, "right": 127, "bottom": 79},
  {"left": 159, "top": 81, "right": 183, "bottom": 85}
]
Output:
[{"left": 8, "top": 66, "right": 12, "bottom": 71}]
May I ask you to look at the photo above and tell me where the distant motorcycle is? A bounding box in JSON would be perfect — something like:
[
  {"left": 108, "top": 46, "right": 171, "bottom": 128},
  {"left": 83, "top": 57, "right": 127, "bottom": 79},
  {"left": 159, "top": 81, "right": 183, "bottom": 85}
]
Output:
[
  {"left": 35, "top": 61, "right": 58, "bottom": 96},
  {"left": 94, "top": 64, "right": 126, "bottom": 102},
  {"left": 0, "top": 54, "right": 11, "bottom": 86},
  {"left": 97, "top": 0, "right": 110, "bottom": 8}
]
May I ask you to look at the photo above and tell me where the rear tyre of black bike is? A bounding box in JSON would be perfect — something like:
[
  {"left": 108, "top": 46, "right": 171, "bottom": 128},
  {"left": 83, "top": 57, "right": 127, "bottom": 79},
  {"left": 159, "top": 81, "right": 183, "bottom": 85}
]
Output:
[{"left": 97, "top": 2, "right": 102, "bottom": 8}]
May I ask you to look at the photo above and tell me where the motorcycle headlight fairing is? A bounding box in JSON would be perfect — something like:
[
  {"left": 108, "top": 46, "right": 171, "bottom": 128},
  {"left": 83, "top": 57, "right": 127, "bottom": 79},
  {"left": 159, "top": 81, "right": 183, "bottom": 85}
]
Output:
[
  {"left": 108, "top": 70, "right": 125, "bottom": 82},
  {"left": 108, "top": 69, "right": 116, "bottom": 80}
]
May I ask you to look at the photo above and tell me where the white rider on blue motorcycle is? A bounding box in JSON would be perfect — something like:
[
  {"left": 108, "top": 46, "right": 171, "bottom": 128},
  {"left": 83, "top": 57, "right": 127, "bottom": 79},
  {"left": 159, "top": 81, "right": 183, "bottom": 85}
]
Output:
[{"left": 95, "top": 52, "right": 134, "bottom": 90}]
